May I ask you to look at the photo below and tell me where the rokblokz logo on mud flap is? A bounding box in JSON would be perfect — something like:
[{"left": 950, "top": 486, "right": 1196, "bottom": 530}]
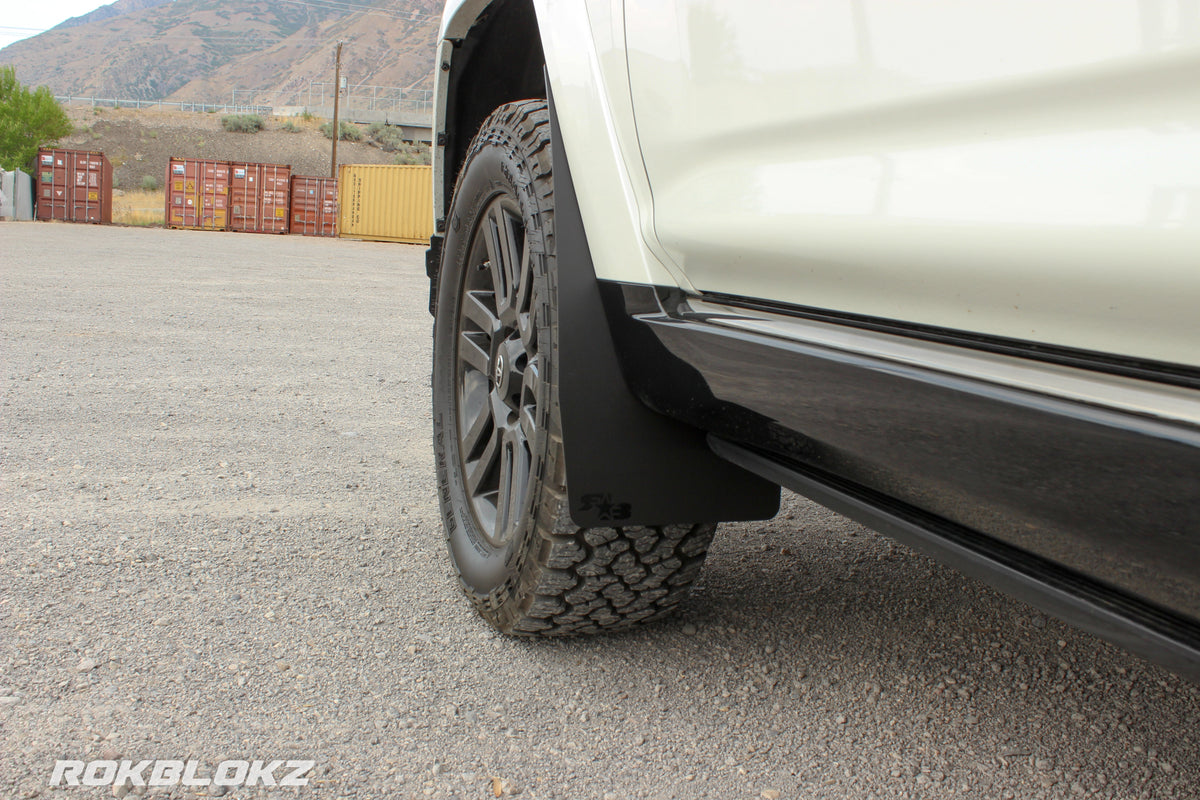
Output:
[{"left": 50, "top": 759, "right": 315, "bottom": 788}]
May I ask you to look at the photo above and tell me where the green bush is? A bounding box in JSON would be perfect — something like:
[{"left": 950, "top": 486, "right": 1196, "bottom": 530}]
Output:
[
  {"left": 319, "top": 121, "right": 362, "bottom": 142},
  {"left": 367, "top": 121, "right": 409, "bottom": 152},
  {"left": 220, "top": 114, "right": 264, "bottom": 133},
  {"left": 280, "top": 120, "right": 301, "bottom": 133},
  {"left": 299, "top": 110, "right": 316, "bottom": 122},
  {"left": 140, "top": 175, "right": 159, "bottom": 191},
  {"left": 0, "top": 66, "right": 73, "bottom": 171},
  {"left": 392, "top": 143, "right": 431, "bottom": 166}
]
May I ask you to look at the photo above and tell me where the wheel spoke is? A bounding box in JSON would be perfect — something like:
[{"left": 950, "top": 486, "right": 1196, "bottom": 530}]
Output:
[
  {"left": 459, "top": 368, "right": 489, "bottom": 449},
  {"left": 459, "top": 331, "right": 490, "bottom": 375},
  {"left": 482, "top": 209, "right": 509, "bottom": 311},
  {"left": 515, "top": 239, "right": 537, "bottom": 350},
  {"left": 460, "top": 401, "right": 492, "bottom": 460},
  {"left": 495, "top": 440, "right": 514, "bottom": 542},
  {"left": 495, "top": 432, "right": 531, "bottom": 542},
  {"left": 465, "top": 428, "right": 500, "bottom": 497},
  {"left": 461, "top": 290, "right": 499, "bottom": 335},
  {"left": 519, "top": 356, "right": 540, "bottom": 440},
  {"left": 483, "top": 205, "right": 523, "bottom": 319},
  {"left": 520, "top": 404, "right": 538, "bottom": 442},
  {"left": 499, "top": 209, "right": 523, "bottom": 309}
]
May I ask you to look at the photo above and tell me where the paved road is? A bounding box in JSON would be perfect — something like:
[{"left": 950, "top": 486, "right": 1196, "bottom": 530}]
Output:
[{"left": 2, "top": 223, "right": 1197, "bottom": 800}]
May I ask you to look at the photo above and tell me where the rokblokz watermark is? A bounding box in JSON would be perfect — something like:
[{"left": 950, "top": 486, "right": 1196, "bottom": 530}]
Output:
[{"left": 51, "top": 759, "right": 315, "bottom": 788}]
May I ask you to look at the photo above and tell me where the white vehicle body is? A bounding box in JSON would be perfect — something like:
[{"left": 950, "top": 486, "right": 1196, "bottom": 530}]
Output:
[{"left": 436, "top": 0, "right": 1200, "bottom": 366}]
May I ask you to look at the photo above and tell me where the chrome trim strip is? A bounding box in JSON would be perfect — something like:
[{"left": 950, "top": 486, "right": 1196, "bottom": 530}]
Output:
[{"left": 688, "top": 298, "right": 1200, "bottom": 427}]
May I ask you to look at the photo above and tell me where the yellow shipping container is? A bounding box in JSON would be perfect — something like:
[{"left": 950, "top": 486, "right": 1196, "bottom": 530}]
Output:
[{"left": 337, "top": 164, "right": 433, "bottom": 244}]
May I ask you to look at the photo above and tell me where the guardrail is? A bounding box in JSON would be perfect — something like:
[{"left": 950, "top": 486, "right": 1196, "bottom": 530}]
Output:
[
  {"left": 55, "top": 94, "right": 433, "bottom": 128},
  {"left": 236, "top": 84, "right": 434, "bottom": 117},
  {"left": 56, "top": 96, "right": 274, "bottom": 115}
]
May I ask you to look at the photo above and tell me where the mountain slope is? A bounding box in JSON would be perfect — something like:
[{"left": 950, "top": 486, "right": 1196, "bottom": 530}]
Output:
[
  {"left": 0, "top": 0, "right": 440, "bottom": 103},
  {"left": 55, "top": 0, "right": 174, "bottom": 30}
]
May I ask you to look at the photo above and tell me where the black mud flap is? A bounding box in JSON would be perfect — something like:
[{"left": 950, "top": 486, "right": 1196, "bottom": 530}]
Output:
[
  {"left": 426, "top": 235, "right": 443, "bottom": 316},
  {"left": 549, "top": 93, "right": 780, "bottom": 527}
]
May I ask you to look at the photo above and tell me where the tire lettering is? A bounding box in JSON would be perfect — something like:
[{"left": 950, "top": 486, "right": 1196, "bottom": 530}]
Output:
[{"left": 579, "top": 494, "right": 632, "bottom": 522}]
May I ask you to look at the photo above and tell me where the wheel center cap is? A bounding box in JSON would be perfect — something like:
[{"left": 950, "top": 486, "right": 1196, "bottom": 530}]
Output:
[{"left": 494, "top": 352, "right": 505, "bottom": 386}]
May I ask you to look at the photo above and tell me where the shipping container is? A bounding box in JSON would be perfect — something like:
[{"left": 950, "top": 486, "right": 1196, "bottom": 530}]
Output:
[
  {"left": 1, "top": 169, "right": 35, "bottom": 220},
  {"left": 35, "top": 149, "right": 113, "bottom": 224},
  {"left": 165, "top": 158, "right": 231, "bottom": 230},
  {"left": 337, "top": 165, "right": 432, "bottom": 244},
  {"left": 229, "top": 162, "right": 292, "bottom": 234},
  {"left": 289, "top": 176, "right": 338, "bottom": 237}
]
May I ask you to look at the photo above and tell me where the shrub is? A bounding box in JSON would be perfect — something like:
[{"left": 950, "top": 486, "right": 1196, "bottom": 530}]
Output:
[
  {"left": 220, "top": 114, "right": 264, "bottom": 133},
  {"left": 392, "top": 143, "right": 432, "bottom": 166},
  {"left": 280, "top": 120, "right": 301, "bottom": 133},
  {"left": 319, "top": 121, "right": 362, "bottom": 142},
  {"left": 299, "top": 110, "right": 316, "bottom": 122},
  {"left": 367, "top": 121, "right": 409, "bottom": 152},
  {"left": 140, "top": 175, "right": 159, "bottom": 191}
]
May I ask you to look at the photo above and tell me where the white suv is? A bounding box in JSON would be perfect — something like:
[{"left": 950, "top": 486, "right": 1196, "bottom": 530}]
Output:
[{"left": 426, "top": 0, "right": 1200, "bottom": 679}]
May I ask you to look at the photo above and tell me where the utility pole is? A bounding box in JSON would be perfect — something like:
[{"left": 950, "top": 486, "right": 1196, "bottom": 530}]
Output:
[{"left": 331, "top": 42, "right": 343, "bottom": 179}]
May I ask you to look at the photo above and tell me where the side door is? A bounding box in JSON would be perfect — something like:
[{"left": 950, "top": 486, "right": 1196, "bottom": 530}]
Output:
[{"left": 623, "top": 0, "right": 1200, "bottom": 368}]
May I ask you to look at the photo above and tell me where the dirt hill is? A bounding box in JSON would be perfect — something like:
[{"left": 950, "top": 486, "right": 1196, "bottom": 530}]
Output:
[
  {"left": 61, "top": 106, "right": 411, "bottom": 192},
  {"left": 0, "top": 0, "right": 441, "bottom": 103}
]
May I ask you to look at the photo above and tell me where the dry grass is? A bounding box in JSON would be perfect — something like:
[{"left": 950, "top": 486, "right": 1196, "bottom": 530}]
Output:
[{"left": 112, "top": 190, "right": 165, "bottom": 227}]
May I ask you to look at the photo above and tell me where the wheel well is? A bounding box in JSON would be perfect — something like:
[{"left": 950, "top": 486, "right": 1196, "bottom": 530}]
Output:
[{"left": 441, "top": 0, "right": 546, "bottom": 229}]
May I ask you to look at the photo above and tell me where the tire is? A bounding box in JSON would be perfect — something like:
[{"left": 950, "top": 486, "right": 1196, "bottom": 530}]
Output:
[{"left": 431, "top": 100, "right": 716, "bottom": 635}]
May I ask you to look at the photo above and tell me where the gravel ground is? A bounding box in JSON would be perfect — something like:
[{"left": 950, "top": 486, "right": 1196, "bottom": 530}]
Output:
[{"left": 2, "top": 222, "right": 1198, "bottom": 800}]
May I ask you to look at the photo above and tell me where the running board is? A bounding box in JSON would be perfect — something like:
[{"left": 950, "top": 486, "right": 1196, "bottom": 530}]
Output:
[{"left": 709, "top": 436, "right": 1200, "bottom": 682}]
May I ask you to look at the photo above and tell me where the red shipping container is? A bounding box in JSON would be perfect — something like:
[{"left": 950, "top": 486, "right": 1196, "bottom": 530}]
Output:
[
  {"left": 165, "top": 158, "right": 231, "bottom": 230},
  {"left": 35, "top": 148, "right": 113, "bottom": 224},
  {"left": 289, "top": 175, "right": 338, "bottom": 237},
  {"left": 229, "top": 162, "right": 292, "bottom": 234}
]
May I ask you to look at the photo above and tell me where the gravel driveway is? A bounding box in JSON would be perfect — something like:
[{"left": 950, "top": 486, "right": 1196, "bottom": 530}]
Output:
[{"left": 2, "top": 223, "right": 1197, "bottom": 800}]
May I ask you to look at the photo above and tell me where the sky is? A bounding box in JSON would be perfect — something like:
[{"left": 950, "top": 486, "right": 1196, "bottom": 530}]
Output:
[{"left": 0, "top": 2, "right": 108, "bottom": 50}]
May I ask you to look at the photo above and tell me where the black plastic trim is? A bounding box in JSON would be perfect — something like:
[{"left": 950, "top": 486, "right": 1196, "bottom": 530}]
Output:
[
  {"left": 711, "top": 438, "right": 1200, "bottom": 682},
  {"left": 702, "top": 290, "right": 1200, "bottom": 391},
  {"left": 547, "top": 93, "right": 780, "bottom": 527}
]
